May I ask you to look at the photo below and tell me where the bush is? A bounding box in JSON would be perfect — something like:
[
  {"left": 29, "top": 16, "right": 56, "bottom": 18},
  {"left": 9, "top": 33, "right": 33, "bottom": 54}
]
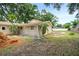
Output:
[
  {"left": 9, "top": 24, "right": 19, "bottom": 35},
  {"left": 69, "top": 32, "right": 75, "bottom": 35},
  {"left": 39, "top": 23, "right": 48, "bottom": 35},
  {"left": 68, "top": 28, "right": 71, "bottom": 31}
]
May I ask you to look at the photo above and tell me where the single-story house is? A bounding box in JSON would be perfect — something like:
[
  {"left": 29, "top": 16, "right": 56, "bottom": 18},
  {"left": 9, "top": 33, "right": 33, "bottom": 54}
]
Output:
[
  {"left": 72, "top": 24, "right": 79, "bottom": 32},
  {"left": 19, "top": 20, "right": 42, "bottom": 38},
  {"left": 0, "top": 19, "right": 52, "bottom": 38},
  {"left": 0, "top": 21, "right": 12, "bottom": 35}
]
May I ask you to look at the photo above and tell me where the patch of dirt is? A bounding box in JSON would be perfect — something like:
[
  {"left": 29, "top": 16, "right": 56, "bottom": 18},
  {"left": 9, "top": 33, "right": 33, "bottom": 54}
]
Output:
[
  {"left": 0, "top": 32, "right": 25, "bottom": 48},
  {"left": 0, "top": 32, "right": 9, "bottom": 47},
  {"left": 5, "top": 36, "right": 25, "bottom": 47}
]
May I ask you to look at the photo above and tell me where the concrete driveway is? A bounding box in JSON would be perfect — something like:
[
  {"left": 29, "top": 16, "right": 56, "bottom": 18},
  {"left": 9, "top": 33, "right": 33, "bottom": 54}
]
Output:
[{"left": 53, "top": 28, "right": 67, "bottom": 31}]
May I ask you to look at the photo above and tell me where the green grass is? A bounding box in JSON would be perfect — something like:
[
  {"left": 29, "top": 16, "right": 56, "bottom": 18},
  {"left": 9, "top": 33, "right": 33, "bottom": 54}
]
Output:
[
  {"left": 0, "top": 46, "right": 17, "bottom": 56},
  {"left": 44, "top": 31, "right": 79, "bottom": 55},
  {"left": 46, "top": 31, "right": 79, "bottom": 39},
  {"left": 22, "top": 36, "right": 32, "bottom": 42}
]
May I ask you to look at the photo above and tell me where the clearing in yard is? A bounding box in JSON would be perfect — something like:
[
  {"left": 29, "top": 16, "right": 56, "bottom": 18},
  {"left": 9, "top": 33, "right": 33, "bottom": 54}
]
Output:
[{"left": 0, "top": 31, "right": 79, "bottom": 56}]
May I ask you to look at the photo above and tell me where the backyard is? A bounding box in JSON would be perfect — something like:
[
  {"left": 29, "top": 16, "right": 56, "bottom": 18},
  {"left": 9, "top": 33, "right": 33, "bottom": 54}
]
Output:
[{"left": 0, "top": 31, "right": 79, "bottom": 56}]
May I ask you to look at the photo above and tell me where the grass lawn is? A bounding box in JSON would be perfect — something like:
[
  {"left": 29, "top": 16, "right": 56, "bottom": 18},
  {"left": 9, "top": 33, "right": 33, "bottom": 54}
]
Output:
[
  {"left": 45, "top": 31, "right": 79, "bottom": 55},
  {"left": 0, "top": 31, "right": 79, "bottom": 56}
]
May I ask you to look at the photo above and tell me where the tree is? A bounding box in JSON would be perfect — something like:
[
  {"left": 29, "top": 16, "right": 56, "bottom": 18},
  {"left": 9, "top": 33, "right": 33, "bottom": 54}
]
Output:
[
  {"left": 63, "top": 23, "right": 71, "bottom": 30},
  {"left": 9, "top": 25, "right": 19, "bottom": 35},
  {"left": 40, "top": 9, "right": 57, "bottom": 22},
  {"left": 16, "top": 3, "right": 38, "bottom": 23},
  {"left": 0, "top": 3, "right": 38, "bottom": 23},
  {"left": 39, "top": 22, "right": 48, "bottom": 35},
  {"left": 36, "top": 9, "right": 58, "bottom": 27},
  {"left": 71, "top": 19, "right": 79, "bottom": 28},
  {"left": 44, "top": 3, "right": 79, "bottom": 19},
  {"left": 67, "top": 4, "right": 79, "bottom": 14},
  {"left": 0, "top": 3, "right": 58, "bottom": 24},
  {"left": 52, "top": 18, "right": 58, "bottom": 27},
  {"left": 44, "top": 3, "right": 62, "bottom": 10},
  {"left": 56, "top": 24, "right": 62, "bottom": 28},
  {"left": 7, "top": 13, "right": 17, "bottom": 22}
]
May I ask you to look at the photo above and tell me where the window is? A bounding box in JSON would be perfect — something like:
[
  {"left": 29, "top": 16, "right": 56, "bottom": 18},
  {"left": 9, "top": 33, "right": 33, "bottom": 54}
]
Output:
[
  {"left": 2, "top": 27, "right": 6, "bottom": 30},
  {"left": 31, "top": 26, "right": 34, "bottom": 30}
]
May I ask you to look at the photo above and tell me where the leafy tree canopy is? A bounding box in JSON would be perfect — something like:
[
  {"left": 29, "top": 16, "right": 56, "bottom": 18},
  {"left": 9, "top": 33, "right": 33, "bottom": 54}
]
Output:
[
  {"left": 0, "top": 3, "right": 38, "bottom": 23},
  {"left": 44, "top": 3, "right": 79, "bottom": 19},
  {"left": 63, "top": 23, "right": 71, "bottom": 30},
  {"left": 0, "top": 3, "right": 57, "bottom": 26}
]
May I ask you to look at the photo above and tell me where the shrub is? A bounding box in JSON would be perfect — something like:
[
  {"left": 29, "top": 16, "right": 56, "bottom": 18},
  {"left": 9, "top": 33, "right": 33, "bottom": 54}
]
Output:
[
  {"left": 68, "top": 28, "right": 71, "bottom": 31},
  {"left": 69, "top": 32, "right": 75, "bottom": 35},
  {"left": 9, "top": 24, "right": 19, "bottom": 35},
  {"left": 39, "top": 23, "right": 48, "bottom": 35}
]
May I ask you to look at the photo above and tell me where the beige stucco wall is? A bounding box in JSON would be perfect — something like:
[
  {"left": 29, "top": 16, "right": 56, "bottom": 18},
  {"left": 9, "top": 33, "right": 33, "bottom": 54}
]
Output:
[
  {"left": 0, "top": 24, "right": 42, "bottom": 39},
  {"left": 20, "top": 25, "right": 40, "bottom": 38},
  {"left": 71, "top": 24, "right": 79, "bottom": 33},
  {"left": 45, "top": 25, "right": 52, "bottom": 35},
  {"left": 72, "top": 28, "right": 79, "bottom": 33},
  {"left": 0, "top": 25, "right": 12, "bottom": 35}
]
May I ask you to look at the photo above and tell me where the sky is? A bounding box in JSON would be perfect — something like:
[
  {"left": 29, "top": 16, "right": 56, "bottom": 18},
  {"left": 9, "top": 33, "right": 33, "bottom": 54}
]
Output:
[{"left": 33, "top": 3, "right": 77, "bottom": 25}]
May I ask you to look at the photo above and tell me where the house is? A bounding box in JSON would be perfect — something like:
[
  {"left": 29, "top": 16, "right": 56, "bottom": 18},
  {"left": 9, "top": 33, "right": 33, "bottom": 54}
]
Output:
[
  {"left": 72, "top": 24, "right": 79, "bottom": 32},
  {"left": 0, "top": 19, "right": 52, "bottom": 38},
  {"left": 0, "top": 19, "right": 42, "bottom": 38},
  {"left": 19, "top": 20, "right": 42, "bottom": 38},
  {"left": 0, "top": 21, "right": 12, "bottom": 35}
]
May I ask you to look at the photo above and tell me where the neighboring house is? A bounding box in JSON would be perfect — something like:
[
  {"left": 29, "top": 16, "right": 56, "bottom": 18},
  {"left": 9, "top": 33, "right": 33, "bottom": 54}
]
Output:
[
  {"left": 0, "top": 19, "right": 52, "bottom": 38},
  {"left": 72, "top": 24, "right": 79, "bottom": 32}
]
